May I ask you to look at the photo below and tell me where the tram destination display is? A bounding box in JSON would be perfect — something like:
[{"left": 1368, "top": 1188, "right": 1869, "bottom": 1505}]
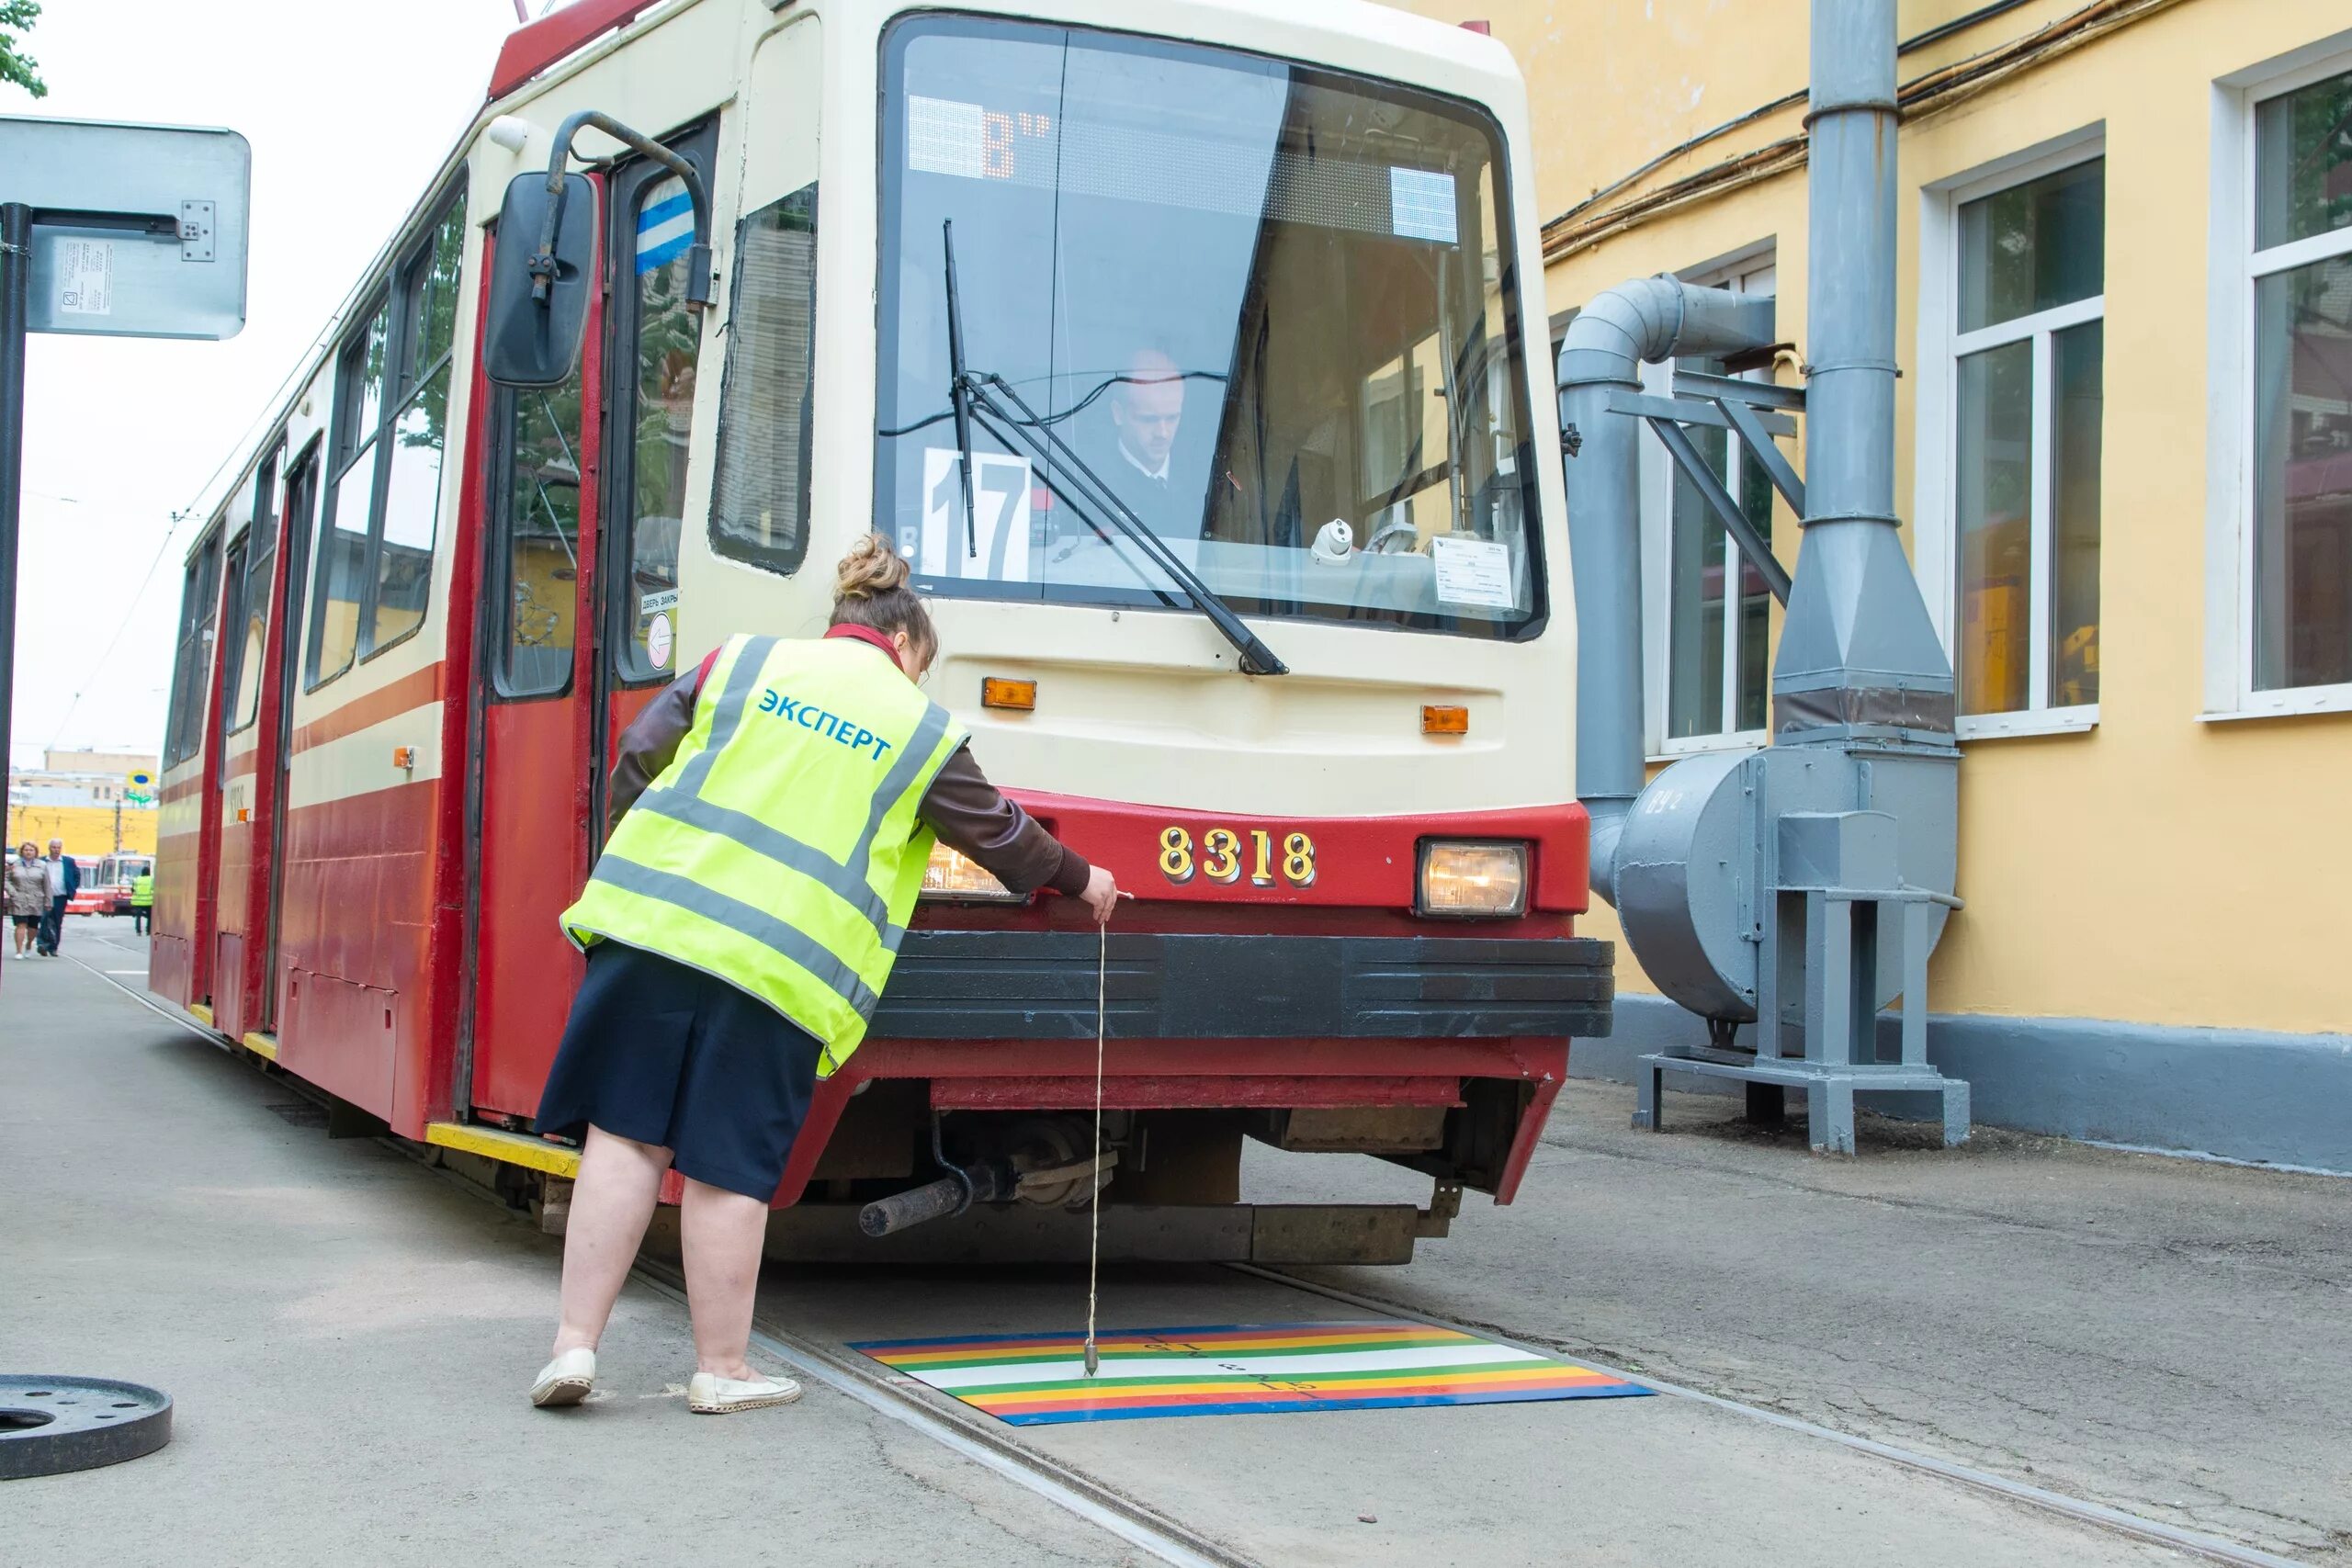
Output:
[{"left": 903, "top": 92, "right": 1464, "bottom": 245}]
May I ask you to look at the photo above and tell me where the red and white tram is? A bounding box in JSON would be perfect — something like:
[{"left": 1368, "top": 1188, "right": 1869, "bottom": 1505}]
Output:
[{"left": 152, "top": 0, "right": 1608, "bottom": 1260}]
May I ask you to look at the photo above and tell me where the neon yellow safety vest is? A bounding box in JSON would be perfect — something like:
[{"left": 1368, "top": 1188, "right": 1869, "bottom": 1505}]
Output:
[
  {"left": 131, "top": 874, "right": 153, "bottom": 908},
  {"left": 561, "top": 633, "right": 967, "bottom": 1076}
]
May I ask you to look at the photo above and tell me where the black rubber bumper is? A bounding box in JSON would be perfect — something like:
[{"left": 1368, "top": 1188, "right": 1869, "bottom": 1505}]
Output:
[{"left": 872, "top": 931, "right": 1614, "bottom": 1042}]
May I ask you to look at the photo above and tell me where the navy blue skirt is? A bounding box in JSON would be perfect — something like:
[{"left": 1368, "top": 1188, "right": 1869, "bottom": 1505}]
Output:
[{"left": 536, "top": 941, "right": 821, "bottom": 1200}]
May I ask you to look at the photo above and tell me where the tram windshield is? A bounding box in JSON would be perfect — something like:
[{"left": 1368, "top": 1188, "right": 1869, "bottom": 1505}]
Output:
[{"left": 875, "top": 16, "right": 1543, "bottom": 639}]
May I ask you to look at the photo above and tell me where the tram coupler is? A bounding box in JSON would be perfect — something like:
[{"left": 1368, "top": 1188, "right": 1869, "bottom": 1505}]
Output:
[
  {"left": 859, "top": 1114, "right": 1117, "bottom": 1237},
  {"left": 859, "top": 1163, "right": 1012, "bottom": 1236}
]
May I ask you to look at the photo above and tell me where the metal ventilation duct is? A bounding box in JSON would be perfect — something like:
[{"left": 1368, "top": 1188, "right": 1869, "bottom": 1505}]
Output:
[{"left": 1556, "top": 0, "right": 1967, "bottom": 1145}]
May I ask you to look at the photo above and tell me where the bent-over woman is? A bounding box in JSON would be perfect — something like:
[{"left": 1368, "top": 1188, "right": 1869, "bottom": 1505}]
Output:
[{"left": 530, "top": 533, "right": 1118, "bottom": 1414}]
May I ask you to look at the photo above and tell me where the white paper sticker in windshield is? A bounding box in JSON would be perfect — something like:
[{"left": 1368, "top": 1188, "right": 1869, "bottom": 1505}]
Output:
[
  {"left": 1431, "top": 536, "right": 1514, "bottom": 608},
  {"left": 908, "top": 96, "right": 988, "bottom": 180},
  {"left": 1389, "top": 168, "right": 1458, "bottom": 244},
  {"left": 57, "top": 240, "right": 114, "bottom": 315},
  {"left": 639, "top": 589, "right": 679, "bottom": 615},
  {"left": 921, "top": 448, "right": 1033, "bottom": 583}
]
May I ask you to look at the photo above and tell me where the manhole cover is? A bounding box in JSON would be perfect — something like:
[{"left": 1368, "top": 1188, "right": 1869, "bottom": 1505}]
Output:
[{"left": 0, "top": 1376, "right": 172, "bottom": 1480}]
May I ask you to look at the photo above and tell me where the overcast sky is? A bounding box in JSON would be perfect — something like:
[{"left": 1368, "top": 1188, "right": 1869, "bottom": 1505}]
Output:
[{"left": 5, "top": 0, "right": 530, "bottom": 768}]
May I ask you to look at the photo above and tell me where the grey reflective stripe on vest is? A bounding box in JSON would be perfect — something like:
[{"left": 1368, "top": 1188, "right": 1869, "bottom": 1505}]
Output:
[
  {"left": 676, "top": 634, "right": 778, "bottom": 798},
  {"left": 849, "top": 699, "right": 954, "bottom": 886},
  {"left": 592, "top": 853, "right": 881, "bottom": 1018},
  {"left": 629, "top": 785, "right": 894, "bottom": 937}
]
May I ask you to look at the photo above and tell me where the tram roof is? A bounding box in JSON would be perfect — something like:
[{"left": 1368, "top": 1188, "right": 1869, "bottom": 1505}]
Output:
[{"left": 181, "top": 0, "right": 1527, "bottom": 569}]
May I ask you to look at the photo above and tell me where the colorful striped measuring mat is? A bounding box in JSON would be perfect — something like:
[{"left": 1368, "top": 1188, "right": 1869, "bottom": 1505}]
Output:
[{"left": 850, "top": 1320, "right": 1652, "bottom": 1426}]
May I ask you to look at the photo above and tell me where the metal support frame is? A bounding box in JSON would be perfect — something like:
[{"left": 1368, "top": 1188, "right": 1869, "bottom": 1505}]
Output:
[
  {"left": 1611, "top": 373, "right": 1806, "bottom": 606},
  {"left": 535, "top": 109, "right": 712, "bottom": 310},
  {"left": 1643, "top": 414, "right": 1793, "bottom": 605},
  {"left": 0, "top": 204, "right": 25, "bottom": 809},
  {"left": 1634, "top": 808, "right": 1968, "bottom": 1154}
]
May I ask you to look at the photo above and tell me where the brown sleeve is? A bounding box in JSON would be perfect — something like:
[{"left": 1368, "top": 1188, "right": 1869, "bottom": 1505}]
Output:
[
  {"left": 606, "top": 671, "right": 701, "bottom": 829},
  {"left": 921, "top": 742, "right": 1091, "bottom": 897}
]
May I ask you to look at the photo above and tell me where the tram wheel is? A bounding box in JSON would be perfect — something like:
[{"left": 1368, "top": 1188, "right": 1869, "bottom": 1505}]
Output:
[{"left": 0, "top": 1375, "right": 173, "bottom": 1480}]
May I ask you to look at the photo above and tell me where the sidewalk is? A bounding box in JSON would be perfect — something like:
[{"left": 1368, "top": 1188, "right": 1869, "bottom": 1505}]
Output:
[
  {"left": 1, "top": 944, "right": 1137, "bottom": 1568},
  {"left": 1249, "top": 1075, "right": 2352, "bottom": 1562}
]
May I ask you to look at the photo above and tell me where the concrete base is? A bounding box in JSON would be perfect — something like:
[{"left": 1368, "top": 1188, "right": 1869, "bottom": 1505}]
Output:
[{"left": 1580, "top": 992, "right": 2352, "bottom": 1172}]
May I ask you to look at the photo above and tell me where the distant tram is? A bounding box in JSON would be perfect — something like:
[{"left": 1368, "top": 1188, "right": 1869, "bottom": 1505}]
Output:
[{"left": 151, "top": 0, "right": 1607, "bottom": 1261}]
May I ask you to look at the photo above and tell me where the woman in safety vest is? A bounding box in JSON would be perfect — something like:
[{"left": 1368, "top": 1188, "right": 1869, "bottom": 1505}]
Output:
[{"left": 530, "top": 533, "right": 1120, "bottom": 1415}]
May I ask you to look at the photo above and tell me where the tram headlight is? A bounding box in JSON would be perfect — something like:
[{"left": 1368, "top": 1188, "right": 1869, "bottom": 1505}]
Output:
[
  {"left": 920, "top": 842, "right": 1021, "bottom": 903},
  {"left": 1416, "top": 840, "right": 1529, "bottom": 918}
]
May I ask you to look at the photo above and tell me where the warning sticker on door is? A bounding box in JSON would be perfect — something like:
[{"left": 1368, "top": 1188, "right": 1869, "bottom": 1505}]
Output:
[
  {"left": 56, "top": 240, "right": 114, "bottom": 316},
  {"left": 646, "top": 612, "right": 673, "bottom": 671},
  {"left": 639, "top": 589, "right": 679, "bottom": 615}
]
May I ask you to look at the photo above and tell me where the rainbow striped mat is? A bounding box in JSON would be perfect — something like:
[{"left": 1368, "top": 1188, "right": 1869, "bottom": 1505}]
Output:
[{"left": 850, "top": 1320, "right": 1652, "bottom": 1426}]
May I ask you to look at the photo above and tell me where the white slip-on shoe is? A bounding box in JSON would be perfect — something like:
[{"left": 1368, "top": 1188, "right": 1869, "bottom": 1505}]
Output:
[
  {"left": 531, "top": 1347, "right": 596, "bottom": 1408},
  {"left": 686, "top": 1370, "right": 803, "bottom": 1415}
]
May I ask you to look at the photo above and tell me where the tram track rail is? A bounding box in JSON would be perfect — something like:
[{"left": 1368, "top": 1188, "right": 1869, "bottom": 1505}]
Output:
[
  {"left": 636, "top": 1261, "right": 1254, "bottom": 1568},
  {"left": 1230, "top": 1263, "right": 2311, "bottom": 1568},
  {"left": 63, "top": 942, "right": 2309, "bottom": 1568}
]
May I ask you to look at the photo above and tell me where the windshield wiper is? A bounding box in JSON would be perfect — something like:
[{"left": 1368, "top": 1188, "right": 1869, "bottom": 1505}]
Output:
[{"left": 937, "top": 222, "right": 1286, "bottom": 677}]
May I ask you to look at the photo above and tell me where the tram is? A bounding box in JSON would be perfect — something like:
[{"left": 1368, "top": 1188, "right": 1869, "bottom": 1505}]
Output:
[{"left": 150, "top": 0, "right": 1609, "bottom": 1262}]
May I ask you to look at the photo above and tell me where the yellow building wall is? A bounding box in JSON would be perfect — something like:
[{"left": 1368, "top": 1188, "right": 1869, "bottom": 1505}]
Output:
[
  {"left": 1386, "top": 0, "right": 2352, "bottom": 1035},
  {"left": 7, "top": 805, "right": 159, "bottom": 860}
]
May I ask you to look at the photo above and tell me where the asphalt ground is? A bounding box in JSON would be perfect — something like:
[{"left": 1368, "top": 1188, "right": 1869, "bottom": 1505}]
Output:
[{"left": 6, "top": 916, "right": 2343, "bottom": 1566}]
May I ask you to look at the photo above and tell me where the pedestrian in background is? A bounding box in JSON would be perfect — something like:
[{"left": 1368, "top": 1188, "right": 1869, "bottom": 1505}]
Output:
[
  {"left": 35, "top": 838, "right": 79, "bottom": 956},
  {"left": 528, "top": 533, "right": 1120, "bottom": 1416},
  {"left": 130, "top": 868, "right": 154, "bottom": 935},
  {"left": 8, "top": 843, "right": 48, "bottom": 958}
]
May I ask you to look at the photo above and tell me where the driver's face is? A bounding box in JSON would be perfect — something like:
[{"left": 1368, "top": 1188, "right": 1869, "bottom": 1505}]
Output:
[{"left": 1113, "top": 377, "right": 1185, "bottom": 470}]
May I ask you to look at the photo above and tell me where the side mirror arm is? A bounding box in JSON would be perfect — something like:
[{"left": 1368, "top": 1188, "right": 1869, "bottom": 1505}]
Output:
[{"left": 532, "top": 109, "right": 714, "bottom": 310}]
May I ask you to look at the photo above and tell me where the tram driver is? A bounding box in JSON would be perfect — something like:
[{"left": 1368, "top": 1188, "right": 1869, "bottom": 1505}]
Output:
[{"left": 1102, "top": 347, "right": 1191, "bottom": 538}]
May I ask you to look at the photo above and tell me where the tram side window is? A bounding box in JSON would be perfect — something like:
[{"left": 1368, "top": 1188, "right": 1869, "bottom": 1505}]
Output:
[
  {"left": 164, "top": 534, "right": 223, "bottom": 767},
  {"left": 374, "top": 198, "right": 465, "bottom": 653},
  {"left": 310, "top": 303, "right": 384, "bottom": 687},
  {"left": 618, "top": 171, "right": 704, "bottom": 681},
  {"left": 305, "top": 183, "right": 467, "bottom": 688},
  {"left": 494, "top": 344, "right": 587, "bottom": 697},
  {"left": 711, "top": 184, "right": 819, "bottom": 578},
  {"left": 230, "top": 452, "right": 279, "bottom": 732},
  {"left": 215, "top": 538, "right": 247, "bottom": 775}
]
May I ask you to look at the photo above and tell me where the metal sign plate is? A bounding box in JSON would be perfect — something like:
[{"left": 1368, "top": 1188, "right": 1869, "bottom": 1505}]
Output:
[{"left": 0, "top": 116, "right": 250, "bottom": 340}]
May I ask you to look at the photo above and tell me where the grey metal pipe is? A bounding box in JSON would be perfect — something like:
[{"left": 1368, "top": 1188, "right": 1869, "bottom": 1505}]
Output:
[
  {"left": 1556, "top": 276, "right": 1774, "bottom": 903},
  {"left": 1802, "top": 0, "right": 1900, "bottom": 531},
  {"left": 1770, "top": 0, "right": 1959, "bottom": 744}
]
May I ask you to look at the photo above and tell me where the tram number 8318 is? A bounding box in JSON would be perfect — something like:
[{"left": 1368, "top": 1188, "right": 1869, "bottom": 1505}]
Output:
[{"left": 1158, "top": 826, "right": 1317, "bottom": 889}]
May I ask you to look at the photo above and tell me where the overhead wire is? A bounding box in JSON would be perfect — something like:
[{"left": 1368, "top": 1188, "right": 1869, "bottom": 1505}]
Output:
[
  {"left": 1541, "top": 0, "right": 2188, "bottom": 262},
  {"left": 1543, "top": 0, "right": 2039, "bottom": 233},
  {"left": 38, "top": 283, "right": 362, "bottom": 753}
]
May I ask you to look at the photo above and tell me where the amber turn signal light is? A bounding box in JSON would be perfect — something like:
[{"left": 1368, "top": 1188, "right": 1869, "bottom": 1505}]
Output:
[
  {"left": 982, "top": 677, "right": 1037, "bottom": 712},
  {"left": 1421, "top": 705, "right": 1469, "bottom": 736}
]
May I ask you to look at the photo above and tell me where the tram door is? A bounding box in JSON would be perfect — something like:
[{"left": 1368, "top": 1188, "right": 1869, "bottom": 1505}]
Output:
[
  {"left": 464, "top": 122, "right": 715, "bottom": 1122},
  {"left": 591, "top": 123, "right": 717, "bottom": 835},
  {"left": 258, "top": 451, "right": 316, "bottom": 1032},
  {"left": 466, "top": 213, "right": 607, "bottom": 1121}
]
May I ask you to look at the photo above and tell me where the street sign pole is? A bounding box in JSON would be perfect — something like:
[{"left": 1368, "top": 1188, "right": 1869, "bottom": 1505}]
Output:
[{"left": 0, "top": 201, "right": 27, "bottom": 814}]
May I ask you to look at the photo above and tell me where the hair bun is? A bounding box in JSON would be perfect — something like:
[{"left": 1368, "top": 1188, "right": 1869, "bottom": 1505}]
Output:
[{"left": 835, "top": 532, "right": 911, "bottom": 602}]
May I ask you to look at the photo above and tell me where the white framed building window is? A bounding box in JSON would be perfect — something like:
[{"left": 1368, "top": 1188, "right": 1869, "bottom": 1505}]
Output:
[
  {"left": 1639, "top": 251, "right": 1778, "bottom": 756},
  {"left": 1917, "top": 137, "right": 2105, "bottom": 739},
  {"left": 2248, "top": 66, "right": 2352, "bottom": 696},
  {"left": 2207, "top": 49, "right": 2352, "bottom": 717}
]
